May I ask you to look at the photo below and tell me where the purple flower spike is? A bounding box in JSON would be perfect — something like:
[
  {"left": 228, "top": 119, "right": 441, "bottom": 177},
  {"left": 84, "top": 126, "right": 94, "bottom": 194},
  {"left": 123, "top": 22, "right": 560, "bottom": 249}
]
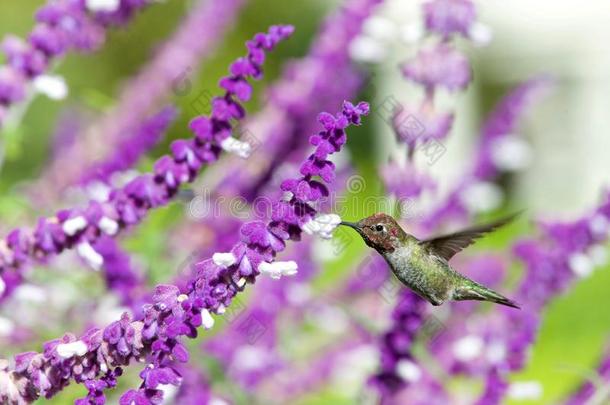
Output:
[
  {"left": 423, "top": 0, "right": 477, "bottom": 38},
  {"left": 0, "top": 0, "right": 150, "bottom": 121},
  {"left": 370, "top": 290, "right": 428, "bottom": 399},
  {"left": 0, "top": 26, "right": 293, "bottom": 301},
  {"left": 0, "top": 100, "right": 367, "bottom": 403},
  {"left": 401, "top": 44, "right": 472, "bottom": 92}
]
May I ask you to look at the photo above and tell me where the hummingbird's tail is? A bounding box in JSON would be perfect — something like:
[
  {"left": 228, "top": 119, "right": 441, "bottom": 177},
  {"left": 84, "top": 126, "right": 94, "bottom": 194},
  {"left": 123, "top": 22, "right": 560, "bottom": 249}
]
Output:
[{"left": 453, "top": 280, "right": 520, "bottom": 309}]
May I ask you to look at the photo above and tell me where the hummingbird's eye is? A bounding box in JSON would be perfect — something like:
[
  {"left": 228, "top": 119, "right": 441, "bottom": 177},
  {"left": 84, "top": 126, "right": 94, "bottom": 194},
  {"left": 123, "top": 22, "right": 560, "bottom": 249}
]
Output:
[{"left": 375, "top": 224, "right": 384, "bottom": 232}]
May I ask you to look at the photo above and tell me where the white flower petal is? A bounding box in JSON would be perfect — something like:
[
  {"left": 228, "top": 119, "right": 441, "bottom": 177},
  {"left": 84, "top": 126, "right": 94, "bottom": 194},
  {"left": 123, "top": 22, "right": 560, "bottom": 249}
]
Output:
[
  {"left": 363, "top": 16, "right": 398, "bottom": 41},
  {"left": 460, "top": 182, "right": 503, "bottom": 213},
  {"left": 589, "top": 214, "right": 609, "bottom": 237},
  {"left": 453, "top": 335, "right": 484, "bottom": 361},
  {"left": 258, "top": 261, "right": 298, "bottom": 279},
  {"left": 568, "top": 253, "right": 593, "bottom": 278},
  {"left": 508, "top": 381, "right": 543, "bottom": 400},
  {"left": 396, "top": 359, "right": 421, "bottom": 382},
  {"left": 349, "top": 35, "right": 387, "bottom": 63},
  {"left": 212, "top": 252, "right": 237, "bottom": 268},
  {"left": 85, "top": 0, "right": 120, "bottom": 12},
  {"left": 98, "top": 217, "right": 119, "bottom": 235},
  {"left": 302, "top": 214, "right": 342, "bottom": 239},
  {"left": 201, "top": 309, "right": 215, "bottom": 329},
  {"left": 77, "top": 242, "right": 104, "bottom": 270},
  {"left": 220, "top": 137, "right": 252, "bottom": 158},
  {"left": 33, "top": 75, "right": 68, "bottom": 100},
  {"left": 490, "top": 135, "right": 532, "bottom": 171},
  {"left": 399, "top": 23, "right": 423, "bottom": 44},
  {"left": 0, "top": 316, "right": 15, "bottom": 337},
  {"left": 56, "top": 341, "right": 88, "bottom": 358},
  {"left": 62, "top": 216, "right": 88, "bottom": 236},
  {"left": 468, "top": 22, "right": 493, "bottom": 46},
  {"left": 486, "top": 341, "right": 507, "bottom": 364}
]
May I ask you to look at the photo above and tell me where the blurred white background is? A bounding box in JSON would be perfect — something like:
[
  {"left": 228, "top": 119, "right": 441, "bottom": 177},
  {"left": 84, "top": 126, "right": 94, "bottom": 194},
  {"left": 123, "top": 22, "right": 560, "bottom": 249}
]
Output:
[{"left": 371, "top": 0, "right": 610, "bottom": 217}]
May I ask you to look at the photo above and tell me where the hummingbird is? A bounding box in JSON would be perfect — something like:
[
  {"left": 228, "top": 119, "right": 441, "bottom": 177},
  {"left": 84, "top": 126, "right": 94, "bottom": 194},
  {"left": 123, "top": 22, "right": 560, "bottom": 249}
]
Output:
[{"left": 340, "top": 213, "right": 520, "bottom": 309}]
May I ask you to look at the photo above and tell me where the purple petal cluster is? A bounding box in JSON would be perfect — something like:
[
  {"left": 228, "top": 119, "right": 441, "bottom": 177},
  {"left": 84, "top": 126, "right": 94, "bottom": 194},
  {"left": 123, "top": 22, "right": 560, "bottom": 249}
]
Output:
[
  {"left": 380, "top": 0, "right": 482, "bottom": 200},
  {"left": 204, "top": 240, "right": 316, "bottom": 388},
  {"left": 0, "top": 0, "right": 151, "bottom": 125},
  {"left": 401, "top": 43, "right": 471, "bottom": 92},
  {"left": 92, "top": 236, "right": 142, "bottom": 306},
  {"left": 0, "top": 25, "right": 294, "bottom": 302},
  {"left": 0, "top": 100, "right": 368, "bottom": 403},
  {"left": 392, "top": 104, "right": 454, "bottom": 147},
  {"left": 381, "top": 160, "right": 436, "bottom": 199},
  {"left": 369, "top": 290, "right": 427, "bottom": 399},
  {"left": 36, "top": 0, "right": 245, "bottom": 199},
  {"left": 218, "top": 0, "right": 382, "bottom": 202},
  {"left": 423, "top": 0, "right": 477, "bottom": 38}
]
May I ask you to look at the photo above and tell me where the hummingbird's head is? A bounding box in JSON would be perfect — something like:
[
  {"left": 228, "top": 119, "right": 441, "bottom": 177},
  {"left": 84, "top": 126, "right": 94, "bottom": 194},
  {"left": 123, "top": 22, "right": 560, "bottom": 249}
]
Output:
[{"left": 340, "top": 213, "right": 405, "bottom": 253}]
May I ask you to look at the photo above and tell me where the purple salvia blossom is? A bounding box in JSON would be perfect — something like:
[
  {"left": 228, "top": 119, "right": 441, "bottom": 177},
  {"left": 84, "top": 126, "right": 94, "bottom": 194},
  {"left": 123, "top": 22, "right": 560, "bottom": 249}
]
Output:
[
  {"left": 475, "top": 369, "right": 508, "bottom": 405},
  {"left": 466, "top": 191, "right": 610, "bottom": 404},
  {"left": 392, "top": 103, "right": 454, "bottom": 147},
  {"left": 381, "top": 160, "right": 436, "bottom": 199},
  {"left": 0, "top": 26, "right": 294, "bottom": 302},
  {"left": 401, "top": 43, "right": 472, "bottom": 92},
  {"left": 204, "top": 240, "right": 316, "bottom": 389},
  {"left": 423, "top": 0, "right": 477, "bottom": 39},
  {"left": 0, "top": 0, "right": 151, "bottom": 125},
  {"left": 92, "top": 236, "right": 142, "bottom": 307},
  {"left": 380, "top": 0, "right": 481, "bottom": 200},
  {"left": 79, "top": 106, "right": 177, "bottom": 186},
  {"left": 172, "top": 365, "right": 224, "bottom": 405},
  {"left": 369, "top": 290, "right": 428, "bottom": 400},
  {"left": 0, "top": 100, "right": 369, "bottom": 403},
  {"left": 36, "top": 0, "right": 245, "bottom": 198},
  {"left": 212, "top": 0, "right": 382, "bottom": 202}
]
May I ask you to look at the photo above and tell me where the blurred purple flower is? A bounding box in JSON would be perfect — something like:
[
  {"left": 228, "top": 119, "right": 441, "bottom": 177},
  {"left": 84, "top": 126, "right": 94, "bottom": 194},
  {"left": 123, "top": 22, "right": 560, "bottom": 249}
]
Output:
[
  {"left": 0, "top": 0, "right": 151, "bottom": 125},
  {"left": 0, "top": 99, "right": 368, "bottom": 403},
  {"left": 79, "top": 106, "right": 177, "bottom": 186},
  {"left": 423, "top": 0, "right": 477, "bottom": 38},
  {"left": 0, "top": 25, "right": 294, "bottom": 301},
  {"left": 216, "top": 0, "right": 382, "bottom": 202},
  {"left": 381, "top": 160, "right": 436, "bottom": 199},
  {"left": 401, "top": 44, "right": 471, "bottom": 92},
  {"left": 393, "top": 103, "right": 454, "bottom": 147},
  {"left": 369, "top": 290, "right": 428, "bottom": 399},
  {"left": 92, "top": 236, "right": 142, "bottom": 306},
  {"left": 36, "top": 0, "right": 245, "bottom": 198}
]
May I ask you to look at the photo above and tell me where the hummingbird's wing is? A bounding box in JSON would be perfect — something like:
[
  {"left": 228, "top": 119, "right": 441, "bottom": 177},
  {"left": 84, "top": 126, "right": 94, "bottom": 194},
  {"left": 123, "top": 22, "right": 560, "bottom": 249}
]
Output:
[{"left": 419, "top": 213, "right": 520, "bottom": 261}]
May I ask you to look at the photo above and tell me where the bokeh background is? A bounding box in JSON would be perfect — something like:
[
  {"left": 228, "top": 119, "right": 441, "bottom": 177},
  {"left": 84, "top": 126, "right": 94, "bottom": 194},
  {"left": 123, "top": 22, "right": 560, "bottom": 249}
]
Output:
[{"left": 1, "top": 0, "right": 610, "bottom": 404}]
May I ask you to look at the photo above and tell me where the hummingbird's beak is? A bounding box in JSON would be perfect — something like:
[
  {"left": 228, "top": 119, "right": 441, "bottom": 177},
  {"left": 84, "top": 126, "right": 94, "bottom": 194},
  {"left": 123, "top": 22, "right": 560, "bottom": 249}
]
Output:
[{"left": 339, "top": 221, "right": 361, "bottom": 231}]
